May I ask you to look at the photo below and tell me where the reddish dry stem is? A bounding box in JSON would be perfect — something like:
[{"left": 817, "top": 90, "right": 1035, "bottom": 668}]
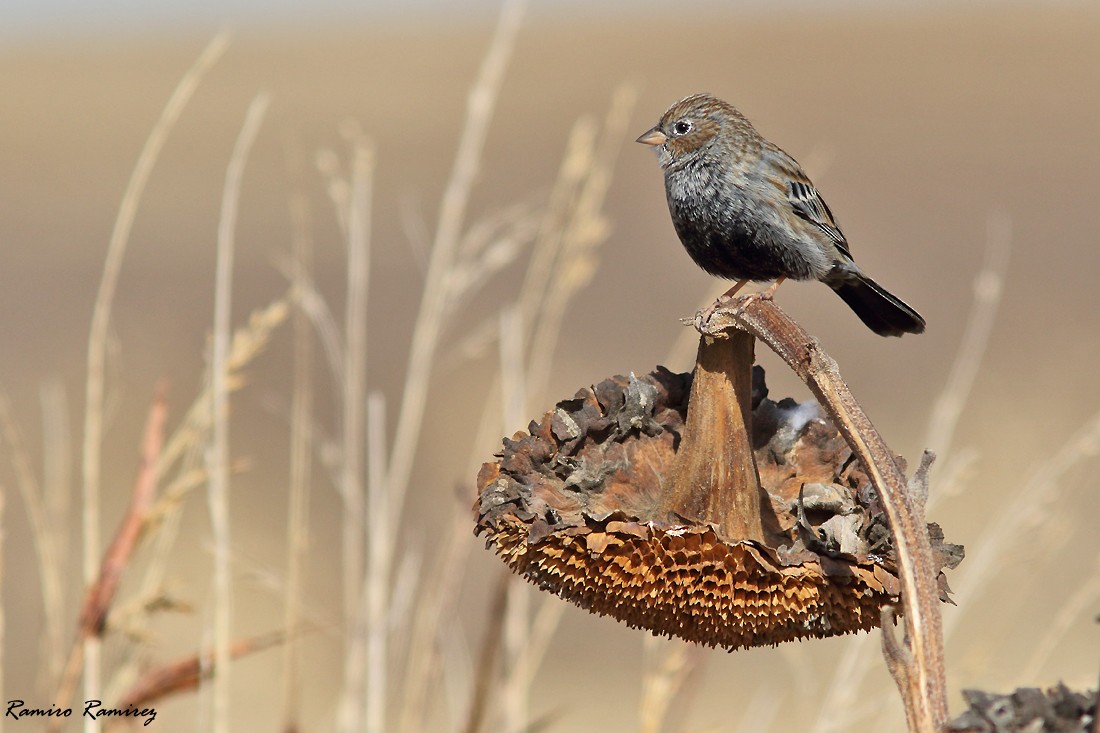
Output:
[
  {"left": 81, "top": 387, "right": 168, "bottom": 634},
  {"left": 51, "top": 387, "right": 168, "bottom": 721},
  {"left": 115, "top": 632, "right": 285, "bottom": 712}
]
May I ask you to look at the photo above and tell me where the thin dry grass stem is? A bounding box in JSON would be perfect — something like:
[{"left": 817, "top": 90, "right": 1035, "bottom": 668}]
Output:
[
  {"left": 280, "top": 230, "right": 344, "bottom": 387},
  {"left": 456, "top": 201, "right": 537, "bottom": 261},
  {"left": 385, "top": 542, "right": 423, "bottom": 675},
  {"left": 1020, "top": 553, "right": 1100, "bottom": 681},
  {"left": 153, "top": 298, "right": 289, "bottom": 486},
  {"left": 396, "top": 515, "right": 472, "bottom": 733},
  {"left": 0, "top": 391, "right": 66, "bottom": 687},
  {"left": 91, "top": 296, "right": 287, "bottom": 706},
  {"left": 437, "top": 121, "right": 599, "bottom": 373},
  {"left": 385, "top": 5, "right": 526, "bottom": 729},
  {"left": 495, "top": 305, "right": 569, "bottom": 730},
  {"left": 930, "top": 448, "right": 978, "bottom": 511},
  {"left": 501, "top": 576, "right": 530, "bottom": 730},
  {"left": 145, "top": 467, "right": 206, "bottom": 533},
  {"left": 113, "top": 631, "right": 285, "bottom": 716},
  {"left": 125, "top": 297, "right": 289, "bottom": 606},
  {"left": 49, "top": 390, "right": 167, "bottom": 732},
  {"left": 40, "top": 382, "right": 72, "bottom": 683},
  {"left": 364, "top": 390, "right": 390, "bottom": 733},
  {"left": 386, "top": 0, "right": 525, "bottom": 508},
  {"left": 807, "top": 632, "right": 879, "bottom": 733},
  {"left": 397, "top": 92, "right": 631, "bottom": 733},
  {"left": 105, "top": 460, "right": 204, "bottom": 704},
  {"left": 517, "top": 118, "right": 597, "bottom": 331},
  {"left": 96, "top": 240, "right": 292, "bottom": 706},
  {"left": 64, "top": 262, "right": 279, "bottom": 732},
  {"left": 922, "top": 210, "right": 1011, "bottom": 477},
  {"left": 447, "top": 202, "right": 541, "bottom": 318},
  {"left": 461, "top": 570, "right": 511, "bottom": 733},
  {"left": 301, "top": 289, "right": 344, "bottom": 389},
  {"left": 335, "top": 134, "right": 374, "bottom": 733},
  {"left": 398, "top": 193, "right": 431, "bottom": 271},
  {"left": 282, "top": 194, "right": 315, "bottom": 731},
  {"left": 525, "top": 84, "right": 638, "bottom": 400},
  {"left": 465, "top": 103, "right": 626, "bottom": 460},
  {"left": 207, "top": 92, "right": 270, "bottom": 733},
  {"left": 315, "top": 146, "right": 353, "bottom": 240},
  {"left": 732, "top": 687, "right": 783, "bottom": 733},
  {"left": 945, "top": 410, "right": 1100, "bottom": 642},
  {"left": 80, "top": 35, "right": 230, "bottom": 717},
  {"left": 395, "top": 403, "right": 508, "bottom": 733},
  {"left": 639, "top": 639, "right": 692, "bottom": 733},
  {"left": 303, "top": 273, "right": 346, "bottom": 386},
  {"left": 498, "top": 306, "right": 530, "bottom": 733},
  {"left": 498, "top": 305, "right": 528, "bottom": 442},
  {"left": 82, "top": 392, "right": 167, "bottom": 636},
  {"left": 666, "top": 653, "right": 709, "bottom": 733},
  {"left": 517, "top": 595, "right": 565, "bottom": 693},
  {"left": 108, "top": 591, "right": 192, "bottom": 640}
]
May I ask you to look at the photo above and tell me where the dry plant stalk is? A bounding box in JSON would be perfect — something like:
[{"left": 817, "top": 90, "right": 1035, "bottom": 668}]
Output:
[
  {"left": 94, "top": 297, "right": 287, "bottom": 711},
  {"left": 114, "top": 632, "right": 284, "bottom": 715},
  {"left": 207, "top": 92, "right": 271, "bottom": 733},
  {"left": 698, "top": 295, "right": 949, "bottom": 733},
  {"left": 271, "top": 5, "right": 630, "bottom": 727},
  {"left": 0, "top": 390, "right": 67, "bottom": 681},
  {"left": 388, "top": 11, "right": 642, "bottom": 733},
  {"left": 657, "top": 330, "right": 773, "bottom": 542},
  {"left": 80, "top": 33, "right": 230, "bottom": 710},
  {"left": 639, "top": 638, "right": 697, "bottom": 733},
  {"left": 808, "top": 215, "right": 1012, "bottom": 733},
  {"left": 460, "top": 570, "right": 511, "bottom": 733},
  {"left": 310, "top": 2, "right": 534, "bottom": 729},
  {"left": 281, "top": 194, "right": 314, "bottom": 732},
  {"left": 333, "top": 132, "right": 373, "bottom": 733},
  {"left": 50, "top": 391, "right": 167, "bottom": 731}
]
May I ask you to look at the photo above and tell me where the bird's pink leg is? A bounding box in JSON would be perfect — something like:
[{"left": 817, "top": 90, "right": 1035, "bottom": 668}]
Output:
[
  {"left": 720, "top": 278, "right": 751, "bottom": 301},
  {"left": 696, "top": 278, "right": 750, "bottom": 325},
  {"left": 762, "top": 275, "right": 787, "bottom": 299}
]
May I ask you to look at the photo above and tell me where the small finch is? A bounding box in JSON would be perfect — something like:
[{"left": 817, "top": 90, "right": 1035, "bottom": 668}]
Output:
[{"left": 638, "top": 93, "right": 925, "bottom": 337}]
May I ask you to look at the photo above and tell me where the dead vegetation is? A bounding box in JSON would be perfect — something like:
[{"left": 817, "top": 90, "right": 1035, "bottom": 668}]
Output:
[{"left": 2, "top": 2, "right": 1099, "bottom": 732}]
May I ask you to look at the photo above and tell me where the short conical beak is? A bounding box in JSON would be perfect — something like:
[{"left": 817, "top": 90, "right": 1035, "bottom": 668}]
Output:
[{"left": 636, "top": 127, "right": 667, "bottom": 146}]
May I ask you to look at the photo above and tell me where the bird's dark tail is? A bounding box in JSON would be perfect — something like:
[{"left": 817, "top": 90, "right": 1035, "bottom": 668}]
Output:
[{"left": 830, "top": 272, "right": 926, "bottom": 337}]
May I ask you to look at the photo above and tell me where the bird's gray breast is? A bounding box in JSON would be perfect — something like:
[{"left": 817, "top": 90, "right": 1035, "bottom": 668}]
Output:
[{"left": 664, "top": 158, "right": 822, "bottom": 281}]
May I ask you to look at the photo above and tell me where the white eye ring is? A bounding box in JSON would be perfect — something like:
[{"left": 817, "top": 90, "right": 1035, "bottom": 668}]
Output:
[{"left": 672, "top": 120, "right": 692, "bottom": 135}]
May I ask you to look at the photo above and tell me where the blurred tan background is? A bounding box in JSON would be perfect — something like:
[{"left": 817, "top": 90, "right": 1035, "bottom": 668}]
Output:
[{"left": 2, "top": 2, "right": 1099, "bottom": 731}]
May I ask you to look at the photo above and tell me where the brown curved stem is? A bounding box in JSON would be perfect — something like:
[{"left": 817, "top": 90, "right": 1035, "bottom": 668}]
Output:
[{"left": 696, "top": 296, "right": 947, "bottom": 733}]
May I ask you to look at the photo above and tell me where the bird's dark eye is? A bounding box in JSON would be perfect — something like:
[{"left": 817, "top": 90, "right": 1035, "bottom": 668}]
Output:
[{"left": 672, "top": 120, "right": 693, "bottom": 135}]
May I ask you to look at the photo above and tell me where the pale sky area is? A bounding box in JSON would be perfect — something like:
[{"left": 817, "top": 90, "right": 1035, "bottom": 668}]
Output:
[{"left": 3, "top": 0, "right": 1079, "bottom": 41}]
